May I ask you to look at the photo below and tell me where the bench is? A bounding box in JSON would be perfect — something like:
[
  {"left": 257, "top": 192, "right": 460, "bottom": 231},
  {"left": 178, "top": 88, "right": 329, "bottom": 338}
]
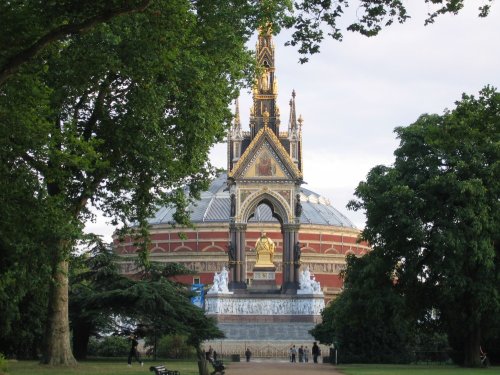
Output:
[
  {"left": 208, "top": 358, "right": 225, "bottom": 375},
  {"left": 149, "top": 365, "right": 180, "bottom": 375}
]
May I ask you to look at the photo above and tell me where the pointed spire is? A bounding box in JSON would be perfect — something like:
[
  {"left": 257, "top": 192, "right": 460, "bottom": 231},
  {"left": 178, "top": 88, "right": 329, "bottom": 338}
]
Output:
[
  {"left": 232, "top": 98, "right": 242, "bottom": 139},
  {"left": 288, "top": 90, "right": 297, "bottom": 136},
  {"left": 234, "top": 98, "right": 241, "bottom": 128},
  {"left": 251, "top": 26, "right": 278, "bottom": 138}
]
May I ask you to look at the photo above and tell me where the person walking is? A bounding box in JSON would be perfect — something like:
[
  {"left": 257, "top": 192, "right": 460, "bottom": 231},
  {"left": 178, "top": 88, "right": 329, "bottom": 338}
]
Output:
[
  {"left": 245, "top": 347, "right": 252, "bottom": 362},
  {"left": 312, "top": 342, "right": 321, "bottom": 363},
  {"left": 127, "top": 335, "right": 143, "bottom": 367}
]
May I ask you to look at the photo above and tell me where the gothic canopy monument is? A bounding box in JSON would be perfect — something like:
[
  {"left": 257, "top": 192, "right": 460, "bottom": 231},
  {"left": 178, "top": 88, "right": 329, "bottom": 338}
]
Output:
[
  {"left": 114, "top": 28, "right": 370, "bottom": 305},
  {"left": 226, "top": 26, "right": 305, "bottom": 294}
]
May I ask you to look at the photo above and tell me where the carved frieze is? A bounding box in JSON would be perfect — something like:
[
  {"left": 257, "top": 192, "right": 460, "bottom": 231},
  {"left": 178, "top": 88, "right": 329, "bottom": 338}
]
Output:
[{"left": 205, "top": 296, "right": 325, "bottom": 316}]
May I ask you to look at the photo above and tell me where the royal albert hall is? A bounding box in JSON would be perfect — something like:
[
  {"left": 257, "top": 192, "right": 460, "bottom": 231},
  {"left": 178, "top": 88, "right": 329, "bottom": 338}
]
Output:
[{"left": 114, "top": 28, "right": 370, "bottom": 303}]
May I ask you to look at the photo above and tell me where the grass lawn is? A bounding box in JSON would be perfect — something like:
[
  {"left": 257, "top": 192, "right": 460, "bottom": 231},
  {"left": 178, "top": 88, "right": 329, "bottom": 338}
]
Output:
[
  {"left": 3, "top": 360, "right": 199, "bottom": 375},
  {"left": 337, "top": 364, "right": 500, "bottom": 375}
]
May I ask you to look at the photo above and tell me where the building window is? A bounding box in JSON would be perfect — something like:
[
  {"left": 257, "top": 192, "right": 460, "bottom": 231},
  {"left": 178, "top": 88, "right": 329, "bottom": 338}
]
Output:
[{"left": 193, "top": 277, "right": 200, "bottom": 285}]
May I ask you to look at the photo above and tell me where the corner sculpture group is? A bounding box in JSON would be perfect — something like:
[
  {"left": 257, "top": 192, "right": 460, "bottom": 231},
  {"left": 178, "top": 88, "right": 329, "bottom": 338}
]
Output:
[
  {"left": 208, "top": 266, "right": 322, "bottom": 295},
  {"left": 208, "top": 267, "right": 231, "bottom": 294}
]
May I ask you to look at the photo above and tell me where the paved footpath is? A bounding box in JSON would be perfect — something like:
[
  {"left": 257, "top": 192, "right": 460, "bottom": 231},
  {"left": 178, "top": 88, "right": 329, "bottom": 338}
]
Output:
[{"left": 225, "top": 359, "right": 343, "bottom": 375}]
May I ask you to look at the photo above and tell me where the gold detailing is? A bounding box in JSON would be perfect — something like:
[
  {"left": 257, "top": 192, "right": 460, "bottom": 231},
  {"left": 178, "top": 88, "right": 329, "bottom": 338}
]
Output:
[
  {"left": 260, "top": 70, "right": 270, "bottom": 91},
  {"left": 228, "top": 127, "right": 303, "bottom": 179},
  {"left": 263, "top": 110, "right": 270, "bottom": 127},
  {"left": 254, "top": 232, "right": 275, "bottom": 268}
]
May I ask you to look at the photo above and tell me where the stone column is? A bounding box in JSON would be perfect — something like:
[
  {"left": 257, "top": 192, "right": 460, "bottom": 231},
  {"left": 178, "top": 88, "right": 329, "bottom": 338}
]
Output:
[
  {"left": 229, "top": 223, "right": 247, "bottom": 290},
  {"left": 229, "top": 222, "right": 237, "bottom": 283},
  {"left": 282, "top": 223, "right": 300, "bottom": 293}
]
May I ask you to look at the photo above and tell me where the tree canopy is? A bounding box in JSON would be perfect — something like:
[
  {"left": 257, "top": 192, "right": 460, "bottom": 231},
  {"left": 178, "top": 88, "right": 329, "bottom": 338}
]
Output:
[
  {"left": 69, "top": 238, "right": 222, "bottom": 363},
  {"left": 310, "top": 253, "right": 413, "bottom": 363},
  {"left": 345, "top": 86, "right": 500, "bottom": 367}
]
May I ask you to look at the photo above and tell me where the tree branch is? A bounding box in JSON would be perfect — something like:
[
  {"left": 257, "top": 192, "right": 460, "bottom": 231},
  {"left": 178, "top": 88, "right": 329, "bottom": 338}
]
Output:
[{"left": 0, "top": 0, "right": 151, "bottom": 87}]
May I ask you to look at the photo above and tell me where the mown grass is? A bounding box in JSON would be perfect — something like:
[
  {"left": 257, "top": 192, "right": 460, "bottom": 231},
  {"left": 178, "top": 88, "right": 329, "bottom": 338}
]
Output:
[
  {"left": 337, "top": 364, "right": 500, "bottom": 375},
  {"left": 3, "top": 360, "right": 199, "bottom": 375}
]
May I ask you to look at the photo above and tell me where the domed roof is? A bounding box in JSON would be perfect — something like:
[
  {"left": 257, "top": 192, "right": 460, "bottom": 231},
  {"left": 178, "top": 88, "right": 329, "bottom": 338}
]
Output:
[{"left": 149, "top": 173, "right": 356, "bottom": 228}]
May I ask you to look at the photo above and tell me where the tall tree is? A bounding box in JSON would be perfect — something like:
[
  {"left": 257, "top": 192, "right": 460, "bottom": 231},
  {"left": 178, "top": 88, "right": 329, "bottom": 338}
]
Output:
[
  {"left": 1, "top": 0, "right": 254, "bottom": 365},
  {"left": 348, "top": 87, "right": 500, "bottom": 367},
  {"left": 311, "top": 253, "right": 413, "bottom": 363},
  {"left": 69, "top": 237, "right": 223, "bottom": 374}
]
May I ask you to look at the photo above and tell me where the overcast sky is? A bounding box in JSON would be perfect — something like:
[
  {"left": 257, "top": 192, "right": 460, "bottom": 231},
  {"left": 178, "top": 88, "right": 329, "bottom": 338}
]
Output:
[{"left": 87, "top": 1, "right": 500, "bottom": 241}]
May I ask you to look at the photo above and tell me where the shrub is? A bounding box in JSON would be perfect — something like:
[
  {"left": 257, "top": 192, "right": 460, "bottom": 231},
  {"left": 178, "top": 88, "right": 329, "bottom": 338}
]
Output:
[
  {"left": 156, "top": 334, "right": 194, "bottom": 359},
  {"left": 88, "top": 336, "right": 129, "bottom": 357}
]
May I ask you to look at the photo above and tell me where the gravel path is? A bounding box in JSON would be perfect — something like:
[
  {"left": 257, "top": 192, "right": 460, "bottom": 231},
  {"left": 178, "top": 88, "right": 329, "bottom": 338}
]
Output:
[{"left": 225, "top": 359, "right": 342, "bottom": 375}]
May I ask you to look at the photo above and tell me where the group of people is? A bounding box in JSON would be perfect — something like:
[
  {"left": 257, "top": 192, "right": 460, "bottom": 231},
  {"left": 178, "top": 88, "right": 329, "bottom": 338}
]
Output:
[
  {"left": 289, "top": 342, "right": 321, "bottom": 363},
  {"left": 206, "top": 345, "right": 219, "bottom": 361}
]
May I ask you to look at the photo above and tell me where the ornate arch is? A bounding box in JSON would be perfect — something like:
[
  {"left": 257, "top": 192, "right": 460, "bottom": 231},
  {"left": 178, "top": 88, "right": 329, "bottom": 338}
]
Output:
[{"left": 239, "top": 189, "right": 292, "bottom": 225}]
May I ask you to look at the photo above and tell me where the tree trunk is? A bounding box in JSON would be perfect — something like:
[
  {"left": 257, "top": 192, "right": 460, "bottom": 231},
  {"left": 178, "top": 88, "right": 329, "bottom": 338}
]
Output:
[
  {"left": 195, "top": 345, "right": 209, "bottom": 375},
  {"left": 42, "top": 257, "right": 77, "bottom": 365},
  {"left": 463, "top": 325, "right": 481, "bottom": 367}
]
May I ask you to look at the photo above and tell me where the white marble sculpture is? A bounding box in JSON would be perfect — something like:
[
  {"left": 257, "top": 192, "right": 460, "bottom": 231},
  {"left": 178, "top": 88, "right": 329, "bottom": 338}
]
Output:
[
  {"left": 208, "top": 266, "right": 232, "bottom": 294},
  {"left": 298, "top": 266, "right": 323, "bottom": 295}
]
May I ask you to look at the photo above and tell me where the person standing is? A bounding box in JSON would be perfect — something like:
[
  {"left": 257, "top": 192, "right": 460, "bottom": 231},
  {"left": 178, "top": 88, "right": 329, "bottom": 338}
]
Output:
[
  {"left": 206, "top": 345, "right": 214, "bottom": 361},
  {"left": 312, "top": 342, "right": 320, "bottom": 363},
  {"left": 298, "top": 345, "right": 304, "bottom": 362},
  {"left": 291, "top": 345, "right": 297, "bottom": 363},
  {"left": 127, "top": 335, "right": 143, "bottom": 367},
  {"left": 245, "top": 348, "right": 252, "bottom": 362},
  {"left": 304, "top": 346, "right": 309, "bottom": 363}
]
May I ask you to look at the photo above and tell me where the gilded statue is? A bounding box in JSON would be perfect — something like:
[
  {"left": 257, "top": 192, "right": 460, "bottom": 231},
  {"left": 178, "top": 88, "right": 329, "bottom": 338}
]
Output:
[
  {"left": 260, "top": 70, "right": 270, "bottom": 91},
  {"left": 254, "top": 232, "right": 275, "bottom": 267}
]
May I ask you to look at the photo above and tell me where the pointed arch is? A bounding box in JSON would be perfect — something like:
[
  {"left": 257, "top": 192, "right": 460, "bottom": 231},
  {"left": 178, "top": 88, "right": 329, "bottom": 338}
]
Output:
[{"left": 239, "top": 190, "right": 291, "bottom": 225}]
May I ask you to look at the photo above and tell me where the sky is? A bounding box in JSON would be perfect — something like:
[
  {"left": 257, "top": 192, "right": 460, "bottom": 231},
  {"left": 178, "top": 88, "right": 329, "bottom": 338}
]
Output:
[{"left": 86, "top": 1, "right": 500, "bottom": 241}]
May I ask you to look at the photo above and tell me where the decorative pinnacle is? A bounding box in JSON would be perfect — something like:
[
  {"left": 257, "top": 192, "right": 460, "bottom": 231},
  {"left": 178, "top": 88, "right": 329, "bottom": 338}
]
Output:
[{"left": 234, "top": 98, "right": 241, "bottom": 127}]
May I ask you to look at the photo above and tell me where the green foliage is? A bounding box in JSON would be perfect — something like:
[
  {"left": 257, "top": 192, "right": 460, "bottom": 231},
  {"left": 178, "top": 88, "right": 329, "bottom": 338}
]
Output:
[
  {"left": 311, "top": 254, "right": 414, "bottom": 363},
  {"left": 87, "top": 336, "right": 129, "bottom": 357},
  {"left": 69, "top": 237, "right": 222, "bottom": 361},
  {"left": 347, "top": 87, "right": 500, "bottom": 367},
  {"left": 156, "top": 334, "right": 194, "bottom": 359}
]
